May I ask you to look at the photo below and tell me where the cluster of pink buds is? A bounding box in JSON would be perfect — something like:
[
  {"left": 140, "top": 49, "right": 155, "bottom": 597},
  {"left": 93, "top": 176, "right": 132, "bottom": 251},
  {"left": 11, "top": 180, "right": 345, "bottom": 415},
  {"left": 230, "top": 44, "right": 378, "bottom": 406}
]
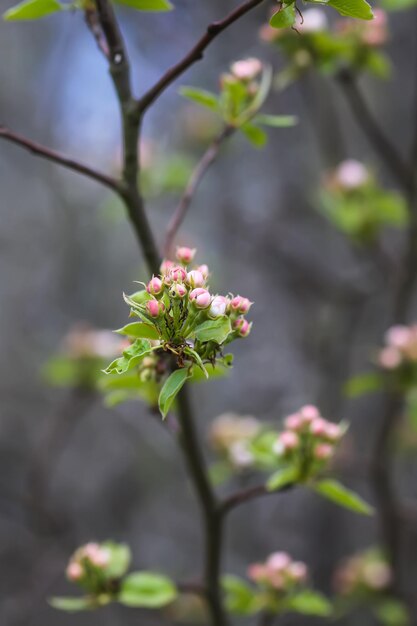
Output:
[
  {"left": 63, "top": 324, "right": 128, "bottom": 359},
  {"left": 66, "top": 542, "right": 110, "bottom": 583},
  {"left": 209, "top": 412, "right": 261, "bottom": 468},
  {"left": 333, "top": 549, "right": 392, "bottom": 596},
  {"left": 336, "top": 9, "right": 388, "bottom": 47},
  {"left": 248, "top": 551, "right": 308, "bottom": 592},
  {"left": 378, "top": 324, "right": 417, "bottom": 370},
  {"left": 274, "top": 405, "right": 344, "bottom": 474},
  {"left": 325, "top": 159, "right": 370, "bottom": 192}
]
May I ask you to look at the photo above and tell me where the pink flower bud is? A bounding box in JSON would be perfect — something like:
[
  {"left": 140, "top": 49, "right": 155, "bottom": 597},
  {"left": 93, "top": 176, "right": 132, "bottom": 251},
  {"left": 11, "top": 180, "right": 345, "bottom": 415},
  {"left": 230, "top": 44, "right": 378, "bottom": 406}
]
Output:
[
  {"left": 363, "top": 562, "right": 391, "bottom": 590},
  {"left": 187, "top": 270, "right": 206, "bottom": 288},
  {"left": 288, "top": 561, "right": 308, "bottom": 582},
  {"left": 146, "top": 276, "right": 163, "bottom": 296},
  {"left": 231, "top": 58, "right": 263, "bottom": 81},
  {"left": 300, "top": 405, "right": 320, "bottom": 423},
  {"left": 314, "top": 443, "right": 334, "bottom": 460},
  {"left": 266, "top": 551, "right": 291, "bottom": 571},
  {"left": 146, "top": 299, "right": 165, "bottom": 318},
  {"left": 171, "top": 283, "right": 188, "bottom": 298},
  {"left": 176, "top": 246, "right": 196, "bottom": 264},
  {"left": 89, "top": 547, "right": 110, "bottom": 568},
  {"left": 310, "top": 417, "right": 327, "bottom": 437},
  {"left": 324, "top": 422, "right": 342, "bottom": 441},
  {"left": 197, "top": 264, "right": 209, "bottom": 279},
  {"left": 66, "top": 561, "right": 83, "bottom": 581},
  {"left": 247, "top": 563, "right": 267, "bottom": 582},
  {"left": 284, "top": 413, "right": 304, "bottom": 432},
  {"left": 190, "top": 288, "right": 211, "bottom": 309},
  {"left": 273, "top": 431, "right": 299, "bottom": 455},
  {"left": 378, "top": 346, "right": 402, "bottom": 369},
  {"left": 233, "top": 317, "right": 252, "bottom": 337},
  {"left": 385, "top": 325, "right": 410, "bottom": 349},
  {"left": 208, "top": 295, "right": 227, "bottom": 319},
  {"left": 335, "top": 159, "right": 369, "bottom": 190},
  {"left": 160, "top": 259, "right": 174, "bottom": 275},
  {"left": 170, "top": 266, "right": 187, "bottom": 282},
  {"left": 230, "top": 296, "right": 253, "bottom": 314}
]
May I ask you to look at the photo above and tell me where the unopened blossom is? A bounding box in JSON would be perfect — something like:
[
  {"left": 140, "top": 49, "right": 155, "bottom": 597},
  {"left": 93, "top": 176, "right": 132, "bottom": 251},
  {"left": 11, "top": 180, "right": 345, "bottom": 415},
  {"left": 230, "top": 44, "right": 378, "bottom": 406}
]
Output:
[
  {"left": 334, "top": 550, "right": 392, "bottom": 596},
  {"left": 233, "top": 317, "right": 252, "bottom": 337},
  {"left": 147, "top": 276, "right": 163, "bottom": 296},
  {"left": 171, "top": 283, "right": 188, "bottom": 299},
  {"left": 146, "top": 299, "right": 165, "bottom": 318},
  {"left": 379, "top": 322, "right": 417, "bottom": 369},
  {"left": 296, "top": 8, "right": 328, "bottom": 34},
  {"left": 335, "top": 159, "right": 369, "bottom": 190},
  {"left": 231, "top": 57, "right": 263, "bottom": 81},
  {"left": 66, "top": 561, "right": 83, "bottom": 581},
  {"left": 176, "top": 246, "right": 196, "bottom": 264},
  {"left": 229, "top": 440, "right": 254, "bottom": 468},
  {"left": 189, "top": 288, "right": 211, "bottom": 309},
  {"left": 248, "top": 552, "right": 309, "bottom": 593},
  {"left": 209, "top": 295, "right": 228, "bottom": 319},
  {"left": 378, "top": 346, "right": 402, "bottom": 369},
  {"left": 197, "top": 264, "right": 209, "bottom": 279},
  {"left": 230, "top": 295, "right": 252, "bottom": 315},
  {"left": 361, "top": 9, "right": 388, "bottom": 47},
  {"left": 274, "top": 430, "right": 299, "bottom": 455},
  {"left": 170, "top": 266, "right": 188, "bottom": 282},
  {"left": 187, "top": 269, "right": 206, "bottom": 288},
  {"left": 314, "top": 443, "right": 334, "bottom": 460},
  {"left": 210, "top": 413, "right": 261, "bottom": 454},
  {"left": 160, "top": 259, "right": 174, "bottom": 275}
]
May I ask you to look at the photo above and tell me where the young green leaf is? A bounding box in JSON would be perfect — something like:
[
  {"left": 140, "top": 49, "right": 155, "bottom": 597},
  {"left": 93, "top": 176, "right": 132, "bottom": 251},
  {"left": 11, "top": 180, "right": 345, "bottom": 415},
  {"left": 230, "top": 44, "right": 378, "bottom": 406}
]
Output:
[
  {"left": 184, "top": 346, "right": 209, "bottom": 378},
  {"left": 4, "top": 0, "right": 63, "bottom": 20},
  {"left": 49, "top": 597, "right": 95, "bottom": 612},
  {"left": 313, "top": 479, "right": 374, "bottom": 515},
  {"left": 254, "top": 114, "right": 297, "bottom": 128},
  {"left": 119, "top": 572, "right": 177, "bottom": 608},
  {"left": 287, "top": 590, "right": 333, "bottom": 616},
  {"left": 344, "top": 372, "right": 383, "bottom": 397},
  {"left": 240, "top": 123, "right": 268, "bottom": 148},
  {"left": 115, "top": 322, "right": 159, "bottom": 340},
  {"left": 102, "top": 541, "right": 131, "bottom": 579},
  {"left": 266, "top": 466, "right": 297, "bottom": 492},
  {"left": 113, "top": 0, "right": 173, "bottom": 11},
  {"left": 158, "top": 368, "right": 190, "bottom": 418},
  {"left": 179, "top": 87, "right": 219, "bottom": 111},
  {"left": 194, "top": 317, "right": 232, "bottom": 344},
  {"left": 326, "top": 0, "right": 373, "bottom": 20},
  {"left": 103, "top": 339, "right": 153, "bottom": 375},
  {"left": 222, "top": 575, "right": 258, "bottom": 616},
  {"left": 269, "top": 3, "right": 296, "bottom": 28}
]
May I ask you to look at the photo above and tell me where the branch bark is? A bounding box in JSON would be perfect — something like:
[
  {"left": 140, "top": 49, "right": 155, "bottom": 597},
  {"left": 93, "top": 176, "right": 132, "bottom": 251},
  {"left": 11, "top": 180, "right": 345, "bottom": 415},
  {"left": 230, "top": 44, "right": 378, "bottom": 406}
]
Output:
[{"left": 137, "top": 0, "right": 267, "bottom": 113}]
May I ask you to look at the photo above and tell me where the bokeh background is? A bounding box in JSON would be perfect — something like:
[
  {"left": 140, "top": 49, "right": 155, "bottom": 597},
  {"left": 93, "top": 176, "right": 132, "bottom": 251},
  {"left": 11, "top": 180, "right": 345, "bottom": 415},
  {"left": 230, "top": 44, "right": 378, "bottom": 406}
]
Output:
[{"left": 1, "top": 0, "right": 417, "bottom": 624}]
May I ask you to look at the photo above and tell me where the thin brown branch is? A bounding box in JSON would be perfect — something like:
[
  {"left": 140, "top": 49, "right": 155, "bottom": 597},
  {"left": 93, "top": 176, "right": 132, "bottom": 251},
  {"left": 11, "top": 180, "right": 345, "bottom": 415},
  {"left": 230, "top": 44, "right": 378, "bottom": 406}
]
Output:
[
  {"left": 0, "top": 125, "right": 119, "bottom": 192},
  {"left": 137, "top": 0, "right": 267, "bottom": 114},
  {"left": 337, "top": 70, "right": 413, "bottom": 193},
  {"left": 164, "top": 125, "right": 234, "bottom": 258},
  {"left": 219, "top": 482, "right": 293, "bottom": 518}
]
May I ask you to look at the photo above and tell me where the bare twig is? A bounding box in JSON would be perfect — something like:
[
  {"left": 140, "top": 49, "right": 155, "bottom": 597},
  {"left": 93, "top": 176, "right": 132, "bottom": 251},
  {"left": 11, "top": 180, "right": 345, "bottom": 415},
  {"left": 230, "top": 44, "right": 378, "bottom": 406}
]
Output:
[
  {"left": 164, "top": 125, "right": 234, "bottom": 257},
  {"left": 137, "top": 0, "right": 267, "bottom": 114},
  {"left": 219, "top": 482, "right": 293, "bottom": 518},
  {"left": 0, "top": 125, "right": 119, "bottom": 192}
]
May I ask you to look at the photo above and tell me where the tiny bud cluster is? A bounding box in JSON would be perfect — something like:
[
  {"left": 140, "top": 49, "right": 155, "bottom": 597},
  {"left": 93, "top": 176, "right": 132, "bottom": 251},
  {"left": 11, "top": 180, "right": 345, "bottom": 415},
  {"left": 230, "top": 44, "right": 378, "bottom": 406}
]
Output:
[
  {"left": 64, "top": 325, "right": 128, "bottom": 359},
  {"left": 66, "top": 542, "right": 110, "bottom": 584},
  {"left": 274, "top": 405, "right": 344, "bottom": 477},
  {"left": 219, "top": 58, "right": 267, "bottom": 125},
  {"left": 333, "top": 549, "right": 392, "bottom": 596},
  {"left": 378, "top": 324, "right": 417, "bottom": 370},
  {"left": 209, "top": 412, "right": 261, "bottom": 468},
  {"left": 326, "top": 159, "right": 370, "bottom": 192},
  {"left": 248, "top": 551, "right": 308, "bottom": 592}
]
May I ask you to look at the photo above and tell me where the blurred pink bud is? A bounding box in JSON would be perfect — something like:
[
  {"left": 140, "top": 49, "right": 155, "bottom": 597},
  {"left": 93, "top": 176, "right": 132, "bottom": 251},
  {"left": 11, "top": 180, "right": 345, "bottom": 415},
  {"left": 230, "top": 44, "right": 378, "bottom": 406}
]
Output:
[
  {"left": 274, "top": 431, "right": 299, "bottom": 455},
  {"left": 176, "top": 246, "right": 196, "bottom": 264},
  {"left": 231, "top": 57, "right": 263, "bottom": 80},
  {"left": 297, "top": 7, "right": 328, "bottom": 33},
  {"left": 288, "top": 561, "right": 308, "bottom": 582},
  {"left": 285, "top": 413, "right": 304, "bottom": 431},
  {"left": 90, "top": 548, "right": 110, "bottom": 568},
  {"left": 171, "top": 283, "right": 188, "bottom": 298},
  {"left": 378, "top": 346, "right": 402, "bottom": 369},
  {"left": 229, "top": 441, "right": 254, "bottom": 468},
  {"left": 197, "top": 264, "right": 209, "bottom": 279},
  {"left": 325, "top": 422, "right": 342, "bottom": 441},
  {"left": 187, "top": 270, "right": 206, "bottom": 288},
  {"left": 146, "top": 276, "right": 163, "bottom": 296},
  {"left": 146, "top": 299, "right": 165, "bottom": 318},
  {"left": 209, "top": 295, "right": 228, "bottom": 319},
  {"left": 170, "top": 266, "right": 188, "bottom": 282},
  {"left": 160, "top": 259, "right": 174, "bottom": 275},
  {"left": 335, "top": 159, "right": 369, "bottom": 189},
  {"left": 190, "top": 288, "right": 211, "bottom": 309},
  {"left": 266, "top": 551, "right": 291, "bottom": 571},
  {"left": 247, "top": 563, "right": 267, "bottom": 582},
  {"left": 362, "top": 9, "right": 388, "bottom": 46},
  {"left": 314, "top": 443, "right": 334, "bottom": 460},
  {"left": 385, "top": 325, "right": 410, "bottom": 349},
  {"left": 310, "top": 417, "right": 327, "bottom": 437},
  {"left": 300, "top": 405, "right": 320, "bottom": 422},
  {"left": 363, "top": 562, "right": 392, "bottom": 590},
  {"left": 66, "top": 561, "right": 83, "bottom": 581},
  {"left": 230, "top": 296, "right": 253, "bottom": 314}
]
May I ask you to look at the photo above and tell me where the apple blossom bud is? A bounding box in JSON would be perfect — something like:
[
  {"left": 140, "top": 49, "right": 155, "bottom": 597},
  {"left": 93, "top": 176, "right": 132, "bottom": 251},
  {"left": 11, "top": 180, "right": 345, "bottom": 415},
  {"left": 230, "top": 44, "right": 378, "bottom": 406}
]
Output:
[
  {"left": 284, "top": 413, "right": 304, "bottom": 432},
  {"left": 267, "top": 552, "right": 291, "bottom": 571},
  {"left": 335, "top": 159, "right": 369, "bottom": 190},
  {"left": 363, "top": 562, "right": 391, "bottom": 590},
  {"left": 160, "top": 259, "right": 174, "bottom": 275},
  {"left": 297, "top": 8, "right": 328, "bottom": 33},
  {"left": 197, "top": 264, "right": 209, "bottom": 279},
  {"left": 288, "top": 562, "right": 308, "bottom": 582},
  {"left": 233, "top": 317, "right": 252, "bottom": 337},
  {"left": 208, "top": 295, "right": 227, "bottom": 319},
  {"left": 187, "top": 270, "right": 206, "bottom": 288},
  {"left": 385, "top": 325, "right": 411, "bottom": 349},
  {"left": 229, "top": 441, "right": 254, "bottom": 468},
  {"left": 89, "top": 547, "right": 110, "bottom": 568},
  {"left": 273, "top": 431, "right": 299, "bottom": 455},
  {"left": 247, "top": 563, "right": 267, "bottom": 582},
  {"left": 314, "top": 443, "right": 334, "bottom": 460},
  {"left": 170, "top": 266, "right": 187, "bottom": 282},
  {"left": 299, "top": 404, "right": 320, "bottom": 423},
  {"left": 146, "top": 299, "right": 165, "bottom": 318},
  {"left": 190, "top": 288, "right": 211, "bottom": 309},
  {"left": 66, "top": 561, "right": 83, "bottom": 581},
  {"left": 230, "top": 296, "right": 253, "bottom": 314},
  {"left": 310, "top": 417, "right": 327, "bottom": 437},
  {"left": 231, "top": 58, "right": 263, "bottom": 81},
  {"left": 146, "top": 276, "right": 163, "bottom": 296},
  {"left": 324, "top": 422, "right": 342, "bottom": 441},
  {"left": 176, "top": 246, "right": 196, "bottom": 264},
  {"left": 378, "top": 346, "right": 402, "bottom": 369},
  {"left": 171, "top": 283, "right": 188, "bottom": 299}
]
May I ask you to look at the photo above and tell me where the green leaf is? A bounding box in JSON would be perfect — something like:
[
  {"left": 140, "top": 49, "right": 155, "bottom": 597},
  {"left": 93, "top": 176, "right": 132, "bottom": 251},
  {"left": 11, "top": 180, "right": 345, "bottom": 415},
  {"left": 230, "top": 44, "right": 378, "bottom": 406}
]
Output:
[
  {"left": 326, "top": 0, "right": 373, "bottom": 20},
  {"left": 287, "top": 590, "right": 333, "bottom": 616},
  {"left": 103, "top": 339, "right": 153, "bottom": 375},
  {"left": 266, "top": 466, "right": 297, "bottom": 492},
  {"left": 314, "top": 479, "right": 374, "bottom": 515},
  {"left": 254, "top": 114, "right": 297, "bottom": 128},
  {"left": 158, "top": 368, "right": 190, "bottom": 418},
  {"left": 374, "top": 598, "right": 410, "bottom": 626},
  {"left": 119, "top": 572, "right": 177, "bottom": 608},
  {"left": 240, "top": 123, "right": 268, "bottom": 148},
  {"left": 102, "top": 542, "right": 131, "bottom": 579},
  {"left": 184, "top": 346, "right": 208, "bottom": 378},
  {"left": 115, "top": 322, "right": 159, "bottom": 340},
  {"left": 49, "top": 597, "right": 95, "bottom": 612},
  {"left": 3, "top": 0, "right": 62, "bottom": 20},
  {"left": 194, "top": 317, "right": 232, "bottom": 344},
  {"left": 179, "top": 87, "right": 219, "bottom": 111},
  {"left": 381, "top": 0, "right": 417, "bottom": 11},
  {"left": 269, "top": 4, "right": 296, "bottom": 28},
  {"left": 222, "top": 575, "right": 258, "bottom": 616},
  {"left": 344, "top": 372, "right": 383, "bottom": 397},
  {"left": 113, "top": 0, "right": 173, "bottom": 11}
]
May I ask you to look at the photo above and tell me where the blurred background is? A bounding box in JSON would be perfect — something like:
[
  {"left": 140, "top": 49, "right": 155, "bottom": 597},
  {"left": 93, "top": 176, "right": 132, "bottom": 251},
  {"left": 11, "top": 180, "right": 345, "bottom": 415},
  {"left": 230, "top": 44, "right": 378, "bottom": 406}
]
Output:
[{"left": 1, "top": 0, "right": 417, "bottom": 623}]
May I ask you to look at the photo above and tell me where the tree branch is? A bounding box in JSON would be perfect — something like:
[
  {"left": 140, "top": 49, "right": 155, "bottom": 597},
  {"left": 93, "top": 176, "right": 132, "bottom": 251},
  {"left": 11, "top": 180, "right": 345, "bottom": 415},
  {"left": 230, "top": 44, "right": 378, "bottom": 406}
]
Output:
[
  {"left": 0, "top": 125, "right": 119, "bottom": 192},
  {"left": 164, "top": 125, "right": 234, "bottom": 258},
  {"left": 219, "top": 482, "right": 293, "bottom": 518},
  {"left": 137, "top": 0, "right": 267, "bottom": 114}
]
